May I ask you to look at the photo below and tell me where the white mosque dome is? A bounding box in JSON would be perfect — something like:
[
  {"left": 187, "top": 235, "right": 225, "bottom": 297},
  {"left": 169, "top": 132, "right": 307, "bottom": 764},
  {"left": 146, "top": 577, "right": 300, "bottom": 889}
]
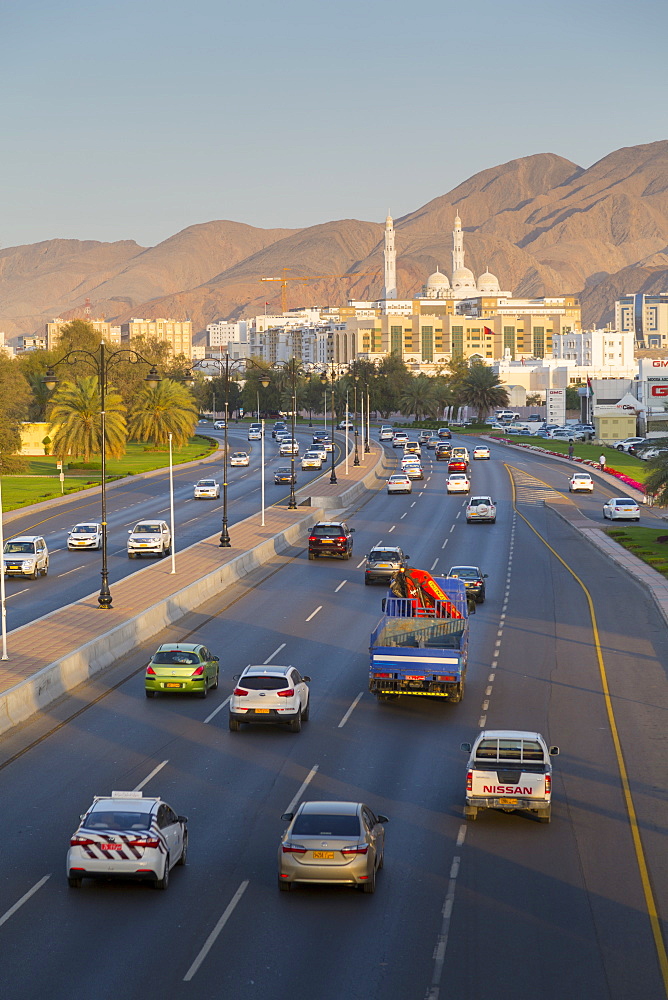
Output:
[
  {"left": 451, "top": 266, "right": 477, "bottom": 291},
  {"left": 477, "top": 268, "right": 500, "bottom": 294},
  {"left": 426, "top": 267, "right": 450, "bottom": 290}
]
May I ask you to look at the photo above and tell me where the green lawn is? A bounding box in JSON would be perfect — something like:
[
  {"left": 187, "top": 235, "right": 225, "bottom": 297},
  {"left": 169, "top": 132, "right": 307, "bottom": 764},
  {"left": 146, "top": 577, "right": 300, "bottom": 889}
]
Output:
[
  {"left": 484, "top": 433, "right": 649, "bottom": 484},
  {"left": 1, "top": 437, "right": 217, "bottom": 512},
  {"left": 606, "top": 526, "right": 668, "bottom": 578}
]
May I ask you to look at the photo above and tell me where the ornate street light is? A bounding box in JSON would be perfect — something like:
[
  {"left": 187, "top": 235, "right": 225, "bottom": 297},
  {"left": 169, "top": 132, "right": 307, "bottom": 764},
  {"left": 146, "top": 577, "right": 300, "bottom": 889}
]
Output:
[{"left": 43, "top": 343, "right": 160, "bottom": 610}]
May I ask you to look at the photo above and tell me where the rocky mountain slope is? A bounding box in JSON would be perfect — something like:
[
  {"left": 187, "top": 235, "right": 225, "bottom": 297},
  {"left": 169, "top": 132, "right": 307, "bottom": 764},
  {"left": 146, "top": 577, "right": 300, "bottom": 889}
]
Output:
[{"left": 2, "top": 141, "right": 667, "bottom": 342}]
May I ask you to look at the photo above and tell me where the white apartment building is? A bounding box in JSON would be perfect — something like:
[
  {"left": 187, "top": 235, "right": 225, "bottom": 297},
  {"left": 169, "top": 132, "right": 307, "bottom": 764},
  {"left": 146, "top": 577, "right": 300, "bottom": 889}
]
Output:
[
  {"left": 552, "top": 328, "right": 635, "bottom": 369},
  {"left": 616, "top": 293, "right": 668, "bottom": 349}
]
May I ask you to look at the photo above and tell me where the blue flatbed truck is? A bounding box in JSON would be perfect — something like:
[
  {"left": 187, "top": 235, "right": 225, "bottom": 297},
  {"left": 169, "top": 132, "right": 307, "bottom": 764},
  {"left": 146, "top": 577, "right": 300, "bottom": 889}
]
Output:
[{"left": 369, "top": 577, "right": 469, "bottom": 702}]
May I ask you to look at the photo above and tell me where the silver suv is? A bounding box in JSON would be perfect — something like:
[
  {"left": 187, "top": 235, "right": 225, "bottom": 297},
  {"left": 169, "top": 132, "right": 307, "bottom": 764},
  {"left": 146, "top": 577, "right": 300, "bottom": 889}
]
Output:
[
  {"left": 364, "top": 546, "right": 409, "bottom": 585},
  {"left": 127, "top": 520, "right": 172, "bottom": 559},
  {"left": 3, "top": 535, "right": 49, "bottom": 578}
]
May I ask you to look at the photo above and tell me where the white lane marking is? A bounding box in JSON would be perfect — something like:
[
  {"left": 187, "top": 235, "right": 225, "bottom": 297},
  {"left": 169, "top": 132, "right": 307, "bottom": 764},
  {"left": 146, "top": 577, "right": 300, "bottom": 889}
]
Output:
[
  {"left": 441, "top": 539, "right": 448, "bottom": 549},
  {"left": 455, "top": 511, "right": 461, "bottom": 519},
  {"left": 335, "top": 580, "right": 347, "bottom": 593},
  {"left": 338, "top": 692, "right": 363, "bottom": 728},
  {"left": 449, "top": 525, "right": 455, "bottom": 533},
  {"left": 478, "top": 715, "right": 486, "bottom": 727},
  {"left": 264, "top": 643, "right": 286, "bottom": 664},
  {"left": 428, "top": 856, "right": 461, "bottom": 998},
  {"left": 157, "top": 507, "right": 170, "bottom": 513},
  {"left": 183, "top": 880, "right": 249, "bottom": 981},
  {"left": 356, "top": 559, "right": 365, "bottom": 568},
  {"left": 58, "top": 566, "right": 84, "bottom": 577},
  {"left": 0, "top": 875, "right": 51, "bottom": 930},
  {"left": 400, "top": 512, "right": 407, "bottom": 519},
  {"left": 482, "top": 700, "right": 489, "bottom": 711},
  {"left": 183, "top": 517, "right": 199, "bottom": 525},
  {"left": 133, "top": 760, "right": 168, "bottom": 791},
  {"left": 430, "top": 559, "right": 439, "bottom": 572},
  {"left": 456, "top": 824, "right": 466, "bottom": 847},
  {"left": 305, "top": 606, "right": 322, "bottom": 622},
  {"left": 5, "top": 589, "right": 29, "bottom": 600},
  {"left": 204, "top": 696, "right": 231, "bottom": 724},
  {"left": 388, "top": 525, "right": 395, "bottom": 533},
  {"left": 410, "top": 501, "right": 416, "bottom": 507},
  {"left": 285, "top": 765, "right": 319, "bottom": 815}
]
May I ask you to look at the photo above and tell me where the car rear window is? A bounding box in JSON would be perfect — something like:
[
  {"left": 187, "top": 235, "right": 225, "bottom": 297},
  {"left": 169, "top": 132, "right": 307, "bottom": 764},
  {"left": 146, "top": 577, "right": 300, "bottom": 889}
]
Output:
[
  {"left": 475, "top": 739, "right": 544, "bottom": 761},
  {"left": 291, "top": 814, "right": 361, "bottom": 837},
  {"left": 240, "top": 675, "right": 289, "bottom": 690},
  {"left": 369, "top": 550, "right": 400, "bottom": 561},
  {"left": 153, "top": 651, "right": 199, "bottom": 664},
  {"left": 312, "top": 525, "right": 343, "bottom": 537},
  {"left": 85, "top": 810, "right": 151, "bottom": 831}
]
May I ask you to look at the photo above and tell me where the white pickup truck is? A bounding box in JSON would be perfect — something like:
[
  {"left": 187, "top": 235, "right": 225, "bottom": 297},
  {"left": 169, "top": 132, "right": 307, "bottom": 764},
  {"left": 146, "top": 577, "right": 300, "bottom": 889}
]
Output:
[{"left": 461, "top": 729, "right": 559, "bottom": 823}]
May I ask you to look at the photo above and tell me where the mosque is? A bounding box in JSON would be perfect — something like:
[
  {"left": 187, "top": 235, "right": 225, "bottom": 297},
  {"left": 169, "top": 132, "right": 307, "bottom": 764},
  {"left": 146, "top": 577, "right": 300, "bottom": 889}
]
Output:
[{"left": 382, "top": 211, "right": 512, "bottom": 301}]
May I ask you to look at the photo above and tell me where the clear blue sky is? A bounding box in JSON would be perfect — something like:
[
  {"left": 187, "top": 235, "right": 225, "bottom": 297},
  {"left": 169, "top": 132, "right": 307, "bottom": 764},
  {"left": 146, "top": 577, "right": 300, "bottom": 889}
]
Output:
[{"left": 2, "top": 0, "right": 666, "bottom": 249}]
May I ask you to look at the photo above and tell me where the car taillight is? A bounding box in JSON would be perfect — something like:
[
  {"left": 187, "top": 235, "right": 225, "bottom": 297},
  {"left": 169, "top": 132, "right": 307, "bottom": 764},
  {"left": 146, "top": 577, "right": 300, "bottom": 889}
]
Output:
[
  {"left": 282, "top": 843, "right": 307, "bottom": 854},
  {"left": 233, "top": 687, "right": 248, "bottom": 696},
  {"left": 341, "top": 845, "right": 369, "bottom": 855},
  {"left": 191, "top": 665, "right": 204, "bottom": 676},
  {"left": 127, "top": 837, "right": 160, "bottom": 848},
  {"left": 277, "top": 688, "right": 294, "bottom": 697},
  {"left": 545, "top": 774, "right": 551, "bottom": 795},
  {"left": 336, "top": 536, "right": 346, "bottom": 543},
  {"left": 466, "top": 770, "right": 473, "bottom": 793},
  {"left": 146, "top": 666, "right": 155, "bottom": 675},
  {"left": 70, "top": 836, "right": 94, "bottom": 846},
  {"left": 308, "top": 536, "right": 317, "bottom": 542},
  {"left": 375, "top": 673, "right": 392, "bottom": 678}
]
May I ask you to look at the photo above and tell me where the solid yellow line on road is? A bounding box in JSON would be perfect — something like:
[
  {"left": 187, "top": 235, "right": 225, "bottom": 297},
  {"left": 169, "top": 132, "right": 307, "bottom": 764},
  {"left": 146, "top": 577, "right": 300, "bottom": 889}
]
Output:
[{"left": 505, "top": 464, "right": 668, "bottom": 995}]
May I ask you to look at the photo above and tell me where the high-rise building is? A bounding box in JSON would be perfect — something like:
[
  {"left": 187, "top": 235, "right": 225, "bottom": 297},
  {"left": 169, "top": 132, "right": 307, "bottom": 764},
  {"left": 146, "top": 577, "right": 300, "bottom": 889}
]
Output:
[
  {"left": 46, "top": 318, "right": 121, "bottom": 350},
  {"left": 615, "top": 293, "right": 668, "bottom": 349},
  {"left": 120, "top": 318, "right": 192, "bottom": 358}
]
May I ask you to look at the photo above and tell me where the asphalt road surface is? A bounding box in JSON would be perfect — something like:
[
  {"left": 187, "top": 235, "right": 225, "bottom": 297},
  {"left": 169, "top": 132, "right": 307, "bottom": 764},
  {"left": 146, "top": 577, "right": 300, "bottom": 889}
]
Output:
[{"left": 0, "top": 435, "right": 665, "bottom": 1000}]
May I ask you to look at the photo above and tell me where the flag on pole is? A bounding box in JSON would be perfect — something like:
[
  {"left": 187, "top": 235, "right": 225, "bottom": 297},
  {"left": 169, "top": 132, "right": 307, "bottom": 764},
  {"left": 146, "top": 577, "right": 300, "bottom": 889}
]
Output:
[{"left": 586, "top": 376, "right": 594, "bottom": 397}]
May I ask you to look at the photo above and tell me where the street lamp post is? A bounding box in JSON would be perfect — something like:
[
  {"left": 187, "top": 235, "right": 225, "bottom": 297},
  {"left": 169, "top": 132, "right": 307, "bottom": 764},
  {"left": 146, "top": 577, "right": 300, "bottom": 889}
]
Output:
[
  {"left": 364, "top": 377, "right": 371, "bottom": 453},
  {"left": 352, "top": 376, "right": 360, "bottom": 466},
  {"left": 182, "top": 355, "right": 271, "bottom": 543},
  {"left": 43, "top": 342, "right": 160, "bottom": 610},
  {"left": 261, "top": 359, "right": 305, "bottom": 510}
]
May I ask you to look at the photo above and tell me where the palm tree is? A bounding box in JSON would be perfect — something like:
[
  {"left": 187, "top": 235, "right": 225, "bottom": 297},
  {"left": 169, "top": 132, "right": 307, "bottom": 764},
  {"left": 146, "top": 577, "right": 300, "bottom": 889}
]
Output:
[
  {"left": 456, "top": 364, "right": 509, "bottom": 423},
  {"left": 49, "top": 376, "right": 127, "bottom": 461},
  {"left": 128, "top": 378, "right": 198, "bottom": 448},
  {"left": 399, "top": 375, "right": 439, "bottom": 420}
]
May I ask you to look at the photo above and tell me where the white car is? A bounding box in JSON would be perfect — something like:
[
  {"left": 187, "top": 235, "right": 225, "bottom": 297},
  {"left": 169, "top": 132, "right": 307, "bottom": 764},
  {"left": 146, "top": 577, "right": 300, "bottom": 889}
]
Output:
[
  {"left": 466, "top": 496, "right": 496, "bottom": 523},
  {"left": 461, "top": 730, "right": 559, "bottom": 823},
  {"left": 404, "top": 464, "right": 424, "bottom": 480},
  {"left": 3, "top": 535, "right": 49, "bottom": 578},
  {"left": 230, "top": 451, "right": 250, "bottom": 467},
  {"left": 213, "top": 421, "right": 225, "bottom": 430},
  {"left": 472, "top": 446, "right": 490, "bottom": 460},
  {"left": 379, "top": 426, "right": 394, "bottom": 441},
  {"left": 275, "top": 428, "right": 291, "bottom": 442},
  {"left": 392, "top": 431, "right": 409, "bottom": 448},
  {"left": 248, "top": 426, "right": 262, "bottom": 441},
  {"left": 279, "top": 439, "right": 300, "bottom": 456},
  {"left": 569, "top": 472, "right": 594, "bottom": 492},
  {"left": 67, "top": 522, "right": 102, "bottom": 550},
  {"left": 603, "top": 497, "right": 641, "bottom": 520},
  {"left": 127, "top": 520, "right": 171, "bottom": 558},
  {"left": 614, "top": 437, "right": 645, "bottom": 452},
  {"left": 309, "top": 444, "right": 327, "bottom": 461},
  {"left": 193, "top": 479, "right": 220, "bottom": 499},
  {"left": 302, "top": 451, "right": 323, "bottom": 469},
  {"left": 338, "top": 419, "right": 354, "bottom": 430},
  {"left": 403, "top": 441, "right": 422, "bottom": 457},
  {"left": 229, "top": 664, "right": 311, "bottom": 732},
  {"left": 66, "top": 790, "right": 187, "bottom": 889},
  {"left": 447, "top": 474, "right": 470, "bottom": 494},
  {"left": 387, "top": 474, "right": 412, "bottom": 494}
]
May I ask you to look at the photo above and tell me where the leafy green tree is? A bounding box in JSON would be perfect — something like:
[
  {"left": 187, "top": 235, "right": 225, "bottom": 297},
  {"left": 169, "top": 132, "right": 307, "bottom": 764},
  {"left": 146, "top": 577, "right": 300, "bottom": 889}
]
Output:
[
  {"left": 641, "top": 442, "right": 668, "bottom": 504},
  {"left": 108, "top": 337, "right": 175, "bottom": 408},
  {"left": 49, "top": 376, "right": 127, "bottom": 461},
  {"left": 399, "top": 375, "right": 439, "bottom": 420},
  {"left": 127, "top": 378, "right": 198, "bottom": 448},
  {"left": 0, "top": 354, "right": 36, "bottom": 472},
  {"left": 373, "top": 355, "right": 411, "bottom": 418},
  {"left": 456, "top": 363, "right": 509, "bottom": 423},
  {"left": 566, "top": 383, "right": 584, "bottom": 410}
]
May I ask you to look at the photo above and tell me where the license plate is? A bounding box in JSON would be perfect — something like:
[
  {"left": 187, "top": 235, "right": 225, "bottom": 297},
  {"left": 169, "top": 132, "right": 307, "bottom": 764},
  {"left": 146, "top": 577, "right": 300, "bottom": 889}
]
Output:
[
  {"left": 405, "top": 675, "right": 422, "bottom": 681},
  {"left": 312, "top": 851, "right": 334, "bottom": 859},
  {"left": 138, "top": 543, "right": 148, "bottom": 547},
  {"left": 498, "top": 798, "right": 518, "bottom": 804},
  {"left": 165, "top": 682, "right": 182, "bottom": 688},
  {"left": 321, "top": 539, "right": 333, "bottom": 543},
  {"left": 99, "top": 843, "right": 120, "bottom": 850},
  {"left": 254, "top": 708, "right": 270, "bottom": 714}
]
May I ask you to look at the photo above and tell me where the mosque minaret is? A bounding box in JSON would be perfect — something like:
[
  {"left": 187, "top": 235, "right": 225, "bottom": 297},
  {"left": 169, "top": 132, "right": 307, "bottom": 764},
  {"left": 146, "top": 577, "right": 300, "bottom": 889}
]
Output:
[{"left": 383, "top": 212, "right": 397, "bottom": 300}]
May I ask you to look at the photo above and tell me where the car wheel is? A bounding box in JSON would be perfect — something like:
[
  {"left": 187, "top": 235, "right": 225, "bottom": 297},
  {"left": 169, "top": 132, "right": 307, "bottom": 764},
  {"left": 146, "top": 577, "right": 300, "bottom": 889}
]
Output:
[
  {"left": 212, "top": 669, "right": 219, "bottom": 690},
  {"left": 450, "top": 679, "right": 464, "bottom": 704},
  {"left": 67, "top": 875, "right": 82, "bottom": 888},
  {"left": 128, "top": 552, "right": 135, "bottom": 559},
  {"left": 362, "top": 868, "right": 376, "bottom": 893},
  {"left": 301, "top": 697, "right": 310, "bottom": 722},
  {"left": 154, "top": 857, "right": 170, "bottom": 890},
  {"left": 177, "top": 832, "right": 188, "bottom": 866},
  {"left": 364, "top": 576, "right": 371, "bottom": 585},
  {"left": 289, "top": 715, "right": 302, "bottom": 733},
  {"left": 279, "top": 878, "right": 293, "bottom": 891},
  {"left": 344, "top": 550, "right": 351, "bottom": 560},
  {"left": 537, "top": 806, "right": 551, "bottom": 824},
  {"left": 145, "top": 690, "right": 156, "bottom": 698},
  {"left": 41, "top": 563, "right": 48, "bottom": 576},
  {"left": 308, "top": 552, "right": 315, "bottom": 560},
  {"left": 464, "top": 806, "right": 478, "bottom": 821},
  {"left": 617, "top": 445, "right": 624, "bottom": 451},
  {"left": 229, "top": 716, "right": 240, "bottom": 732},
  {"left": 378, "top": 847, "right": 384, "bottom": 870},
  {"left": 477, "top": 594, "right": 485, "bottom": 604},
  {"left": 491, "top": 518, "right": 496, "bottom": 524},
  {"left": 198, "top": 684, "right": 208, "bottom": 699}
]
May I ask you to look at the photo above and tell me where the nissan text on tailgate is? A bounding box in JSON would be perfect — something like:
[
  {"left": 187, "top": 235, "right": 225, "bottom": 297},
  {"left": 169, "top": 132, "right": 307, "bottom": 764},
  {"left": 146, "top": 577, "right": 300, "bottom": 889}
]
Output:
[{"left": 461, "top": 730, "right": 559, "bottom": 823}]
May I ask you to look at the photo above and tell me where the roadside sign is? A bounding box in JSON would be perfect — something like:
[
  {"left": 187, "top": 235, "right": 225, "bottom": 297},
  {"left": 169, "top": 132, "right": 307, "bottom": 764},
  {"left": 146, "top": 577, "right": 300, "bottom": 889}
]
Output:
[{"left": 547, "top": 388, "right": 566, "bottom": 426}]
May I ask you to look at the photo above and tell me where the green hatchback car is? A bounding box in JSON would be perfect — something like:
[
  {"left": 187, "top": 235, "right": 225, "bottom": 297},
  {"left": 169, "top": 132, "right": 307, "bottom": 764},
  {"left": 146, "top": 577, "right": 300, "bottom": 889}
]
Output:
[{"left": 145, "top": 643, "right": 220, "bottom": 698}]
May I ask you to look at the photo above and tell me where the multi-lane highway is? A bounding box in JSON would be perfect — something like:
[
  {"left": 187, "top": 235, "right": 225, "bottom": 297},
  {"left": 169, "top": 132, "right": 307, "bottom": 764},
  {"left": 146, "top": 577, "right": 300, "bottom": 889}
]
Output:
[
  {"left": 2, "top": 426, "right": 344, "bottom": 630},
  {"left": 0, "top": 434, "right": 666, "bottom": 1000}
]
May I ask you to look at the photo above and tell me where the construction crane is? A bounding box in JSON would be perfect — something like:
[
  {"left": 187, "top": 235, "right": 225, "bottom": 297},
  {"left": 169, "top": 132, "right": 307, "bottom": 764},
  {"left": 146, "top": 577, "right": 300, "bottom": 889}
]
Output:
[{"left": 260, "top": 268, "right": 379, "bottom": 313}]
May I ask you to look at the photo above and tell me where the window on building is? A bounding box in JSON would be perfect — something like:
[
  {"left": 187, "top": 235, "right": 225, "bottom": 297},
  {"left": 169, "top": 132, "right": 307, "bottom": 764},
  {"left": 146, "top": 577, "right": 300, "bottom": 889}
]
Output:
[
  {"left": 390, "top": 326, "right": 403, "bottom": 356},
  {"left": 533, "top": 327, "right": 545, "bottom": 358},
  {"left": 451, "top": 326, "right": 464, "bottom": 359},
  {"left": 421, "top": 327, "right": 433, "bottom": 362}
]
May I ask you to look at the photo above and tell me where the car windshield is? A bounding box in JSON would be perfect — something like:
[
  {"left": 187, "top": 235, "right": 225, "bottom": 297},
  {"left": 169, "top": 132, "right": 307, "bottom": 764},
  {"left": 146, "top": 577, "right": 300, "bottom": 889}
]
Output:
[
  {"left": 85, "top": 810, "right": 151, "bottom": 831},
  {"left": 291, "top": 814, "right": 361, "bottom": 837},
  {"left": 152, "top": 650, "right": 199, "bottom": 664},
  {"left": 277, "top": 468, "right": 291, "bottom": 474},
  {"left": 240, "top": 676, "right": 289, "bottom": 690},
  {"left": 198, "top": 481, "right": 215, "bottom": 487},
  {"left": 71, "top": 526, "right": 97, "bottom": 533},
  {"left": 369, "top": 550, "right": 400, "bottom": 561},
  {"left": 134, "top": 524, "right": 161, "bottom": 534},
  {"left": 4, "top": 542, "right": 35, "bottom": 553}
]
